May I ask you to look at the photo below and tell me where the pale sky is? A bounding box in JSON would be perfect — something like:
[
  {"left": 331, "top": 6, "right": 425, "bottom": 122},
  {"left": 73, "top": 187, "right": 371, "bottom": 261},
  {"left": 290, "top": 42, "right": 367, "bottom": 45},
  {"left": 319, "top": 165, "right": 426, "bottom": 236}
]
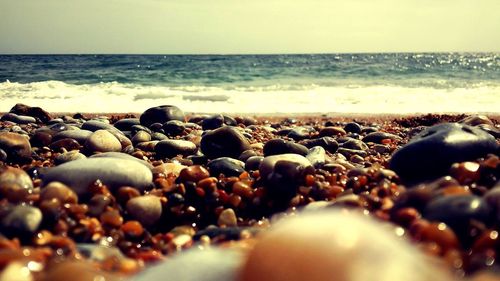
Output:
[{"left": 0, "top": 0, "right": 499, "bottom": 54}]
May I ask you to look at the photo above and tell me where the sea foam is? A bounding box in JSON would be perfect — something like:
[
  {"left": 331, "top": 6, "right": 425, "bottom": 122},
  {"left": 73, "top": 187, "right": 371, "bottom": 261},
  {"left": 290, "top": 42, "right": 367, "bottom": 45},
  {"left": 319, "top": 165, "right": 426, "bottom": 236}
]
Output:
[{"left": 1, "top": 80, "right": 499, "bottom": 114}]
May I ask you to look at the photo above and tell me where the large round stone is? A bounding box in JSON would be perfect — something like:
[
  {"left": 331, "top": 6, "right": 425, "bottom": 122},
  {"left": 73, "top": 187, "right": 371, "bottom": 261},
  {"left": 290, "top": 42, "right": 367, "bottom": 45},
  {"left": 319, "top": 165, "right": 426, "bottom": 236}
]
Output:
[
  {"left": 239, "top": 211, "right": 452, "bottom": 281},
  {"left": 140, "top": 105, "right": 185, "bottom": 127},
  {"left": 85, "top": 130, "right": 122, "bottom": 153},
  {"left": 41, "top": 158, "right": 153, "bottom": 197},
  {"left": 389, "top": 123, "right": 498, "bottom": 184},
  {"left": 0, "top": 132, "right": 32, "bottom": 163},
  {"left": 200, "top": 127, "right": 251, "bottom": 159}
]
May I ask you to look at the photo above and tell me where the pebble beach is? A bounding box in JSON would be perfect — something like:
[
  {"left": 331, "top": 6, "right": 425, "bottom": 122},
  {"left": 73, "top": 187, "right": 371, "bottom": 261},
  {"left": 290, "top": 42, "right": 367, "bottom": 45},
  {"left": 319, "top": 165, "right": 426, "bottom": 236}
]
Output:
[{"left": 0, "top": 103, "right": 499, "bottom": 281}]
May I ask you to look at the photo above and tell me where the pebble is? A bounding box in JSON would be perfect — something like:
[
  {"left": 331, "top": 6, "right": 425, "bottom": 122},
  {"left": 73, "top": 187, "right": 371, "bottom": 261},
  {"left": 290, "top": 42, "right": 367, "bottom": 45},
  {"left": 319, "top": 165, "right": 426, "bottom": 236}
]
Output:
[
  {"left": 53, "top": 129, "right": 93, "bottom": 144},
  {"left": 54, "top": 150, "right": 87, "bottom": 165},
  {"left": 240, "top": 211, "right": 452, "bottom": 281},
  {"left": 81, "top": 120, "right": 119, "bottom": 133},
  {"left": 1, "top": 113, "right": 37, "bottom": 124},
  {"left": 9, "top": 103, "right": 52, "bottom": 123},
  {"left": 200, "top": 126, "right": 251, "bottom": 159},
  {"left": 85, "top": 129, "right": 122, "bottom": 153},
  {"left": 1, "top": 205, "right": 43, "bottom": 238},
  {"left": 207, "top": 157, "right": 245, "bottom": 177},
  {"left": 340, "top": 138, "right": 368, "bottom": 150},
  {"left": 42, "top": 158, "right": 153, "bottom": 197},
  {"left": 40, "top": 181, "right": 78, "bottom": 204},
  {"left": 218, "top": 208, "right": 238, "bottom": 227},
  {"left": 344, "top": 122, "right": 362, "bottom": 134},
  {"left": 163, "top": 120, "right": 186, "bottom": 136},
  {"left": 424, "top": 194, "right": 491, "bottom": 244},
  {"left": 29, "top": 131, "right": 53, "bottom": 147},
  {"left": 114, "top": 118, "right": 141, "bottom": 131},
  {"left": 155, "top": 139, "right": 197, "bottom": 158},
  {"left": 362, "top": 131, "right": 400, "bottom": 143},
  {"left": 202, "top": 114, "right": 225, "bottom": 130},
  {"left": 126, "top": 195, "right": 163, "bottom": 227},
  {"left": 89, "top": 151, "right": 153, "bottom": 169},
  {"left": 389, "top": 123, "right": 498, "bottom": 184},
  {"left": 131, "top": 130, "right": 152, "bottom": 144},
  {"left": 0, "top": 132, "right": 32, "bottom": 163},
  {"left": 245, "top": 156, "right": 264, "bottom": 171},
  {"left": 319, "top": 126, "right": 346, "bottom": 137},
  {"left": 300, "top": 137, "right": 339, "bottom": 154},
  {"left": 0, "top": 167, "right": 34, "bottom": 202},
  {"left": 263, "top": 139, "right": 309, "bottom": 156},
  {"left": 178, "top": 165, "right": 210, "bottom": 182},
  {"left": 140, "top": 105, "right": 185, "bottom": 127},
  {"left": 50, "top": 138, "right": 81, "bottom": 152},
  {"left": 306, "top": 146, "right": 326, "bottom": 168}
]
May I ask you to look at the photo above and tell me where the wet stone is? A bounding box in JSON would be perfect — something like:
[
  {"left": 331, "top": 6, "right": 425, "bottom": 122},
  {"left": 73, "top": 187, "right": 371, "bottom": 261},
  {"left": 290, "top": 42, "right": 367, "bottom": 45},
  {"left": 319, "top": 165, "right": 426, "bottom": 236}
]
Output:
[
  {"left": 126, "top": 195, "right": 163, "bottom": 227},
  {"left": 344, "top": 122, "right": 362, "bottom": 134},
  {"left": 306, "top": 146, "right": 326, "bottom": 168},
  {"left": 0, "top": 166, "right": 34, "bottom": 202},
  {"left": 131, "top": 124, "right": 153, "bottom": 135},
  {"left": 0, "top": 132, "right": 32, "bottom": 163},
  {"left": 89, "top": 151, "right": 153, "bottom": 169},
  {"left": 207, "top": 157, "right": 245, "bottom": 177},
  {"left": 477, "top": 124, "right": 500, "bottom": 138},
  {"left": 1, "top": 205, "right": 42, "bottom": 239},
  {"left": 202, "top": 114, "right": 225, "bottom": 130},
  {"left": 200, "top": 126, "right": 251, "bottom": 159},
  {"left": 81, "top": 120, "right": 120, "bottom": 133},
  {"left": 42, "top": 158, "right": 153, "bottom": 197},
  {"left": 163, "top": 120, "right": 186, "bottom": 136},
  {"left": 155, "top": 139, "right": 197, "bottom": 159},
  {"left": 337, "top": 148, "right": 367, "bottom": 158},
  {"left": 389, "top": 123, "right": 498, "bottom": 184},
  {"left": 300, "top": 137, "right": 339, "bottom": 154},
  {"left": 263, "top": 139, "right": 309, "bottom": 157},
  {"left": 245, "top": 156, "right": 264, "bottom": 171},
  {"left": 423, "top": 195, "right": 491, "bottom": 243},
  {"left": 55, "top": 150, "right": 86, "bottom": 165},
  {"left": 178, "top": 165, "right": 210, "bottom": 183},
  {"left": 140, "top": 105, "right": 185, "bottom": 127},
  {"left": 218, "top": 208, "right": 238, "bottom": 227},
  {"left": 40, "top": 181, "right": 78, "bottom": 204},
  {"left": 287, "top": 127, "right": 311, "bottom": 141},
  {"left": 1, "top": 112, "right": 37, "bottom": 124},
  {"left": 50, "top": 138, "right": 81, "bottom": 152}
]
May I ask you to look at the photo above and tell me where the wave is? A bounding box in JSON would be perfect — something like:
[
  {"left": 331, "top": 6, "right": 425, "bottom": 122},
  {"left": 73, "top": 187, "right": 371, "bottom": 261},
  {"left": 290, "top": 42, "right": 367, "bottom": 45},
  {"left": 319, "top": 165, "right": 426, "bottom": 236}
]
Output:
[{"left": 0, "top": 80, "right": 499, "bottom": 114}]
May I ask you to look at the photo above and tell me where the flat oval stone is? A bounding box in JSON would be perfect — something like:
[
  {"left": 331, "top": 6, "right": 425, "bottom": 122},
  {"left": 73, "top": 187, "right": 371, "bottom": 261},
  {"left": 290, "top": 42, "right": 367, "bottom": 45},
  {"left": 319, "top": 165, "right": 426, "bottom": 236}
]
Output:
[
  {"left": 389, "top": 123, "right": 498, "bottom": 184},
  {"left": 1, "top": 113, "right": 36, "bottom": 124},
  {"left": 140, "top": 105, "right": 185, "bottom": 127},
  {"left": 340, "top": 138, "right": 368, "bottom": 150},
  {"left": 263, "top": 139, "right": 308, "bottom": 157},
  {"left": 155, "top": 139, "right": 197, "bottom": 158},
  {"left": 82, "top": 120, "right": 119, "bottom": 132},
  {"left": 362, "top": 131, "right": 400, "bottom": 143},
  {"left": 319, "top": 126, "right": 346, "bottom": 137},
  {"left": 200, "top": 127, "right": 251, "bottom": 159},
  {"left": 1, "top": 205, "right": 42, "bottom": 238},
  {"left": 126, "top": 195, "right": 162, "bottom": 227},
  {"left": 0, "top": 132, "right": 32, "bottom": 163},
  {"left": 85, "top": 130, "right": 122, "bottom": 153},
  {"left": 90, "top": 152, "right": 153, "bottom": 169},
  {"left": 41, "top": 158, "right": 153, "bottom": 197},
  {"left": 114, "top": 118, "right": 140, "bottom": 131},
  {"left": 9, "top": 103, "right": 52, "bottom": 123},
  {"left": 53, "top": 130, "right": 92, "bottom": 145},
  {"left": 207, "top": 157, "right": 245, "bottom": 177}
]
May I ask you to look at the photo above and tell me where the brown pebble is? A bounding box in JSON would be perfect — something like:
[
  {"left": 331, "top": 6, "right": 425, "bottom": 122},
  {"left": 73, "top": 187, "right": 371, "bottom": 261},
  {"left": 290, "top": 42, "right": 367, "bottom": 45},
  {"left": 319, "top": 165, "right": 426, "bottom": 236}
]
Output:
[
  {"left": 100, "top": 210, "right": 123, "bottom": 228},
  {"left": 40, "top": 181, "right": 78, "bottom": 204},
  {"left": 121, "top": 220, "right": 144, "bottom": 238},
  {"left": 178, "top": 165, "right": 210, "bottom": 183}
]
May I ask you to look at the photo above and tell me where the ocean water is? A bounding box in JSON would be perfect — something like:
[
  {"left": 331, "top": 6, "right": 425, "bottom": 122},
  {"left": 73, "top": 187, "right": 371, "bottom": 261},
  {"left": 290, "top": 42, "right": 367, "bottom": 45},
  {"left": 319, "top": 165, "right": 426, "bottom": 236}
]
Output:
[{"left": 0, "top": 53, "right": 499, "bottom": 114}]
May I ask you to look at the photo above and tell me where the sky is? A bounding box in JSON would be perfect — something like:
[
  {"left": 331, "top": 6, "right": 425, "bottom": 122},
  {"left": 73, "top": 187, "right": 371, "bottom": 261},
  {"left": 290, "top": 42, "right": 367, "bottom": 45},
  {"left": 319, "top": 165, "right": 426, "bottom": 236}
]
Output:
[{"left": 0, "top": 0, "right": 499, "bottom": 54}]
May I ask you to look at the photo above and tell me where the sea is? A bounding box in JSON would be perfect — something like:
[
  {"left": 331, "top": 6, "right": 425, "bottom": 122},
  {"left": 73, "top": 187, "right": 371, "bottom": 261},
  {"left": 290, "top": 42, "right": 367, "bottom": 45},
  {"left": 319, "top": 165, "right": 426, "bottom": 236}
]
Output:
[{"left": 0, "top": 53, "right": 499, "bottom": 114}]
